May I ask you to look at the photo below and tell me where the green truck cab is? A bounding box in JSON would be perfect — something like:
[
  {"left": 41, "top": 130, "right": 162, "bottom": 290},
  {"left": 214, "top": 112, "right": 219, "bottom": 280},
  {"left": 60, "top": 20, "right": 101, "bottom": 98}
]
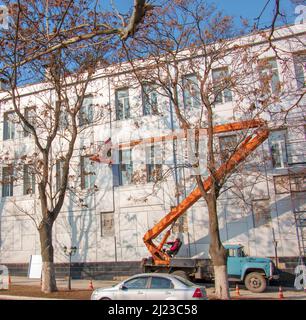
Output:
[{"left": 225, "top": 244, "right": 280, "bottom": 293}]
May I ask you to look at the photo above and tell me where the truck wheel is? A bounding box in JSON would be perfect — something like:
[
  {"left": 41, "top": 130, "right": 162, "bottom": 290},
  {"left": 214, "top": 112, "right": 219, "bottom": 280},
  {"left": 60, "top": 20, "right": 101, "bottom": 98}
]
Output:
[
  {"left": 171, "top": 270, "right": 189, "bottom": 280},
  {"left": 244, "top": 272, "right": 267, "bottom": 293}
]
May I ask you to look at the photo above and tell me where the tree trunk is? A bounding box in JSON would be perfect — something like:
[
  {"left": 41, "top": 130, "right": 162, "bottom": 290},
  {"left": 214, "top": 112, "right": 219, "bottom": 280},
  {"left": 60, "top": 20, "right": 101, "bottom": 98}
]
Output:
[
  {"left": 207, "top": 195, "right": 230, "bottom": 300},
  {"left": 39, "top": 221, "right": 57, "bottom": 293}
]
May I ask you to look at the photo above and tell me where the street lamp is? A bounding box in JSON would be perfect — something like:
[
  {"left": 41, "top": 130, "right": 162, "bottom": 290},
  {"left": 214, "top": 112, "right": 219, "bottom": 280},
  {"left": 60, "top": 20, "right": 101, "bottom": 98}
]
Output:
[{"left": 63, "top": 246, "right": 77, "bottom": 290}]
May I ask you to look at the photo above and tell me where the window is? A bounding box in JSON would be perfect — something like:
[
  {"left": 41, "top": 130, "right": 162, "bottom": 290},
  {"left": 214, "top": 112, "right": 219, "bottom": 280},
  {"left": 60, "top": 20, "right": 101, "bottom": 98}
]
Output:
[
  {"left": 119, "top": 149, "right": 133, "bottom": 186},
  {"left": 146, "top": 144, "right": 162, "bottom": 183},
  {"left": 226, "top": 248, "right": 236, "bottom": 257},
  {"left": 294, "top": 53, "right": 306, "bottom": 89},
  {"left": 258, "top": 58, "right": 280, "bottom": 94},
  {"left": 142, "top": 84, "right": 158, "bottom": 115},
  {"left": 274, "top": 174, "right": 305, "bottom": 194},
  {"left": 80, "top": 156, "right": 95, "bottom": 189},
  {"left": 182, "top": 74, "right": 200, "bottom": 109},
  {"left": 237, "top": 247, "right": 246, "bottom": 257},
  {"left": 269, "top": 130, "right": 288, "bottom": 168},
  {"left": 3, "top": 111, "right": 15, "bottom": 140},
  {"left": 24, "top": 107, "right": 36, "bottom": 137},
  {"left": 2, "top": 166, "right": 13, "bottom": 197},
  {"left": 289, "top": 174, "right": 306, "bottom": 192},
  {"left": 100, "top": 212, "right": 114, "bottom": 237},
  {"left": 57, "top": 100, "right": 69, "bottom": 129},
  {"left": 115, "top": 88, "right": 130, "bottom": 120},
  {"left": 252, "top": 199, "right": 271, "bottom": 227},
  {"left": 124, "top": 277, "right": 149, "bottom": 289},
  {"left": 219, "top": 135, "right": 237, "bottom": 163},
  {"left": 212, "top": 67, "right": 232, "bottom": 104},
  {"left": 150, "top": 277, "right": 173, "bottom": 289},
  {"left": 79, "top": 95, "right": 94, "bottom": 126},
  {"left": 56, "top": 160, "right": 65, "bottom": 192},
  {"left": 23, "top": 165, "right": 35, "bottom": 195},
  {"left": 274, "top": 175, "right": 290, "bottom": 194}
]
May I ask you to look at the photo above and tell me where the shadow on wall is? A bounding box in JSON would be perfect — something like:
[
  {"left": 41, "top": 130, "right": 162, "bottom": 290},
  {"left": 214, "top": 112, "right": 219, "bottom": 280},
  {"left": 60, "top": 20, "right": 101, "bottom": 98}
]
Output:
[{"left": 173, "top": 192, "right": 299, "bottom": 260}]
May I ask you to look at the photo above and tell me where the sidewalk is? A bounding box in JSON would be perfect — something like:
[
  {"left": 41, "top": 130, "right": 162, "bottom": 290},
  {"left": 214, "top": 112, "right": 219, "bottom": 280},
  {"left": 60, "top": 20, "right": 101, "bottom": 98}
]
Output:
[
  {"left": 2, "top": 276, "right": 306, "bottom": 300},
  {"left": 10, "top": 276, "right": 119, "bottom": 290}
]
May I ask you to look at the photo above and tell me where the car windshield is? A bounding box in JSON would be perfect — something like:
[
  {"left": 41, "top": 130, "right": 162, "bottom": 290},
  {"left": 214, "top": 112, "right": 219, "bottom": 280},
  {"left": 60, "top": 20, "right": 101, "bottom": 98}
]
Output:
[{"left": 173, "top": 276, "right": 196, "bottom": 287}]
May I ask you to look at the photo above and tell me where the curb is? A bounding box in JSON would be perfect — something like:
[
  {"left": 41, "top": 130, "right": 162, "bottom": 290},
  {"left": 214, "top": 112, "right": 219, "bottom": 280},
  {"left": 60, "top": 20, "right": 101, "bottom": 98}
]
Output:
[{"left": 0, "top": 294, "right": 67, "bottom": 300}]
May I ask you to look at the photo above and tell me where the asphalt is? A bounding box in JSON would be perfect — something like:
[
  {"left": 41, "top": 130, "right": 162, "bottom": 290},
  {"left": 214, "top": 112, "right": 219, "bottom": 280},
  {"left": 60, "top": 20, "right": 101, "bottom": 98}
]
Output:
[{"left": 1, "top": 276, "right": 306, "bottom": 300}]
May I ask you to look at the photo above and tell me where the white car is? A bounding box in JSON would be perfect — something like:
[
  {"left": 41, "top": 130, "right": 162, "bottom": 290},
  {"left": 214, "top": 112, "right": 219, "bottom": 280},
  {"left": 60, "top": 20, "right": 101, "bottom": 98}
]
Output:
[{"left": 91, "top": 273, "right": 207, "bottom": 300}]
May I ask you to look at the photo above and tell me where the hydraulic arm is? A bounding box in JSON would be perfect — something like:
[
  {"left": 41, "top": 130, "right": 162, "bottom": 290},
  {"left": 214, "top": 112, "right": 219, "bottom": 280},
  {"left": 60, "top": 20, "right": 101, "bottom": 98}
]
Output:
[
  {"left": 142, "top": 119, "right": 269, "bottom": 265},
  {"left": 90, "top": 118, "right": 269, "bottom": 266}
]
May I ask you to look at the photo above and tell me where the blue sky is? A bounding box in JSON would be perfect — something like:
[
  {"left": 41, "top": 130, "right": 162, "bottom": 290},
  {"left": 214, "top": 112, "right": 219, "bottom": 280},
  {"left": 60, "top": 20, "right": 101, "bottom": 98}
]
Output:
[
  {"left": 108, "top": 0, "right": 297, "bottom": 28},
  {"left": 213, "top": 0, "right": 296, "bottom": 27}
]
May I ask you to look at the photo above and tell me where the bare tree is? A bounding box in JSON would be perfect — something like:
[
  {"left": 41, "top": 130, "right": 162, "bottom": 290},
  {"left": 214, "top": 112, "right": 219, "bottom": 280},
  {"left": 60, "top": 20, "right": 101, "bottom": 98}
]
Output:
[
  {"left": 0, "top": 0, "right": 152, "bottom": 293},
  {"left": 121, "top": 0, "right": 303, "bottom": 299}
]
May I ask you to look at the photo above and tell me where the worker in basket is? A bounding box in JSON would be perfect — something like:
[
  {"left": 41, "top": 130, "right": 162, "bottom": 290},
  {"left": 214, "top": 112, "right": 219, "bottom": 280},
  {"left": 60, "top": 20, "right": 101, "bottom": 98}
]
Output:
[{"left": 164, "top": 237, "right": 182, "bottom": 257}]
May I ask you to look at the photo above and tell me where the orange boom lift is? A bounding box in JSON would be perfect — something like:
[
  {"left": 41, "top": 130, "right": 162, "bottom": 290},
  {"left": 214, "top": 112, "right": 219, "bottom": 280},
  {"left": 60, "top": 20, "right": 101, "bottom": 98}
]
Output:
[
  {"left": 91, "top": 119, "right": 269, "bottom": 266},
  {"left": 143, "top": 119, "right": 269, "bottom": 266}
]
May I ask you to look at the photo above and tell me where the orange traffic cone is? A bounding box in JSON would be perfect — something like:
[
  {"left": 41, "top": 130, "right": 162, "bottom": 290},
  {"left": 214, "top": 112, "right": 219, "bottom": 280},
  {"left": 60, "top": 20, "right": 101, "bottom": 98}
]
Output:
[
  {"left": 278, "top": 286, "right": 284, "bottom": 299},
  {"left": 89, "top": 279, "right": 94, "bottom": 290},
  {"left": 235, "top": 284, "right": 240, "bottom": 296}
]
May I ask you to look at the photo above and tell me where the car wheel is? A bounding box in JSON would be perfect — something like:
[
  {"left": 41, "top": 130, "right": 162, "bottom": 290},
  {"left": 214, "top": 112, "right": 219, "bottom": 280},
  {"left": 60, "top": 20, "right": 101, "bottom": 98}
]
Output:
[
  {"left": 100, "top": 297, "right": 112, "bottom": 300},
  {"left": 171, "top": 270, "right": 189, "bottom": 280},
  {"left": 244, "top": 272, "right": 267, "bottom": 293}
]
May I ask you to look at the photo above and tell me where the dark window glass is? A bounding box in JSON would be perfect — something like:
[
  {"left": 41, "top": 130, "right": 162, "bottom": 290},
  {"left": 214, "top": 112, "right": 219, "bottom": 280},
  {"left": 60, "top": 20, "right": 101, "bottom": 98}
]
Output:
[
  {"left": 124, "top": 277, "right": 148, "bottom": 289},
  {"left": 150, "top": 277, "right": 173, "bottom": 289}
]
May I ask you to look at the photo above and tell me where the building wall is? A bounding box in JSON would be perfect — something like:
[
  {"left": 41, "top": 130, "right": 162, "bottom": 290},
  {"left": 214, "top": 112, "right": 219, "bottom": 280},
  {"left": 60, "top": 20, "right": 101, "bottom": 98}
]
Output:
[{"left": 0, "top": 25, "right": 305, "bottom": 265}]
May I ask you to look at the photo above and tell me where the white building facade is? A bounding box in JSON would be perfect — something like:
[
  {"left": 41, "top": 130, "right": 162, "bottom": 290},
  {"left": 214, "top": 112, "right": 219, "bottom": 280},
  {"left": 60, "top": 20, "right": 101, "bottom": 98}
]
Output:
[{"left": 0, "top": 25, "right": 305, "bottom": 270}]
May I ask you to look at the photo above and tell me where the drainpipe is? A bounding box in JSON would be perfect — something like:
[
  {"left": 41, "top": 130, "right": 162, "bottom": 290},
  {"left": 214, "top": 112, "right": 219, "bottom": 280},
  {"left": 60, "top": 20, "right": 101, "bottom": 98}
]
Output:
[
  {"left": 108, "top": 76, "right": 118, "bottom": 262},
  {"left": 169, "top": 90, "right": 180, "bottom": 206}
]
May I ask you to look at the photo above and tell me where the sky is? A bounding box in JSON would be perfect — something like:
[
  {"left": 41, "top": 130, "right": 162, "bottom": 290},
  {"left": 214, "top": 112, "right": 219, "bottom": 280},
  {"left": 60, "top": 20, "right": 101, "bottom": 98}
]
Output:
[{"left": 107, "top": 0, "right": 298, "bottom": 28}]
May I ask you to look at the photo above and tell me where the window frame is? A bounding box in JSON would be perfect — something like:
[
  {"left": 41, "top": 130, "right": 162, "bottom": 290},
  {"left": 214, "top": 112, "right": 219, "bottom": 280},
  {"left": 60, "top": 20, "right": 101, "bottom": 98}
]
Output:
[
  {"left": 293, "top": 52, "right": 306, "bottom": 90},
  {"left": 100, "top": 211, "right": 115, "bottom": 237},
  {"left": 146, "top": 144, "right": 163, "bottom": 183},
  {"left": 23, "top": 164, "right": 35, "bottom": 195},
  {"left": 24, "top": 106, "right": 36, "bottom": 137},
  {"left": 115, "top": 88, "right": 130, "bottom": 121},
  {"left": 219, "top": 134, "right": 238, "bottom": 163},
  {"left": 149, "top": 276, "right": 174, "bottom": 289},
  {"left": 80, "top": 156, "right": 96, "bottom": 189},
  {"left": 79, "top": 95, "right": 94, "bottom": 126},
  {"left": 142, "top": 83, "right": 158, "bottom": 116},
  {"left": 123, "top": 276, "right": 149, "bottom": 290},
  {"left": 182, "top": 74, "right": 201, "bottom": 110},
  {"left": 3, "top": 111, "right": 15, "bottom": 141},
  {"left": 212, "top": 67, "right": 233, "bottom": 105},
  {"left": 258, "top": 57, "right": 280, "bottom": 94},
  {"left": 119, "top": 149, "right": 133, "bottom": 186},
  {"left": 2, "top": 165, "right": 14, "bottom": 197},
  {"left": 268, "top": 129, "right": 288, "bottom": 169}
]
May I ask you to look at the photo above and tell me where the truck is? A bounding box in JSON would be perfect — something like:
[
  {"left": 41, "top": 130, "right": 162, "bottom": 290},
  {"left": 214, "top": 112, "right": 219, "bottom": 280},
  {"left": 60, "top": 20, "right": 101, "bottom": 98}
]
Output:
[
  {"left": 91, "top": 119, "right": 280, "bottom": 293},
  {"left": 142, "top": 244, "right": 279, "bottom": 293},
  {"left": 140, "top": 119, "right": 281, "bottom": 293}
]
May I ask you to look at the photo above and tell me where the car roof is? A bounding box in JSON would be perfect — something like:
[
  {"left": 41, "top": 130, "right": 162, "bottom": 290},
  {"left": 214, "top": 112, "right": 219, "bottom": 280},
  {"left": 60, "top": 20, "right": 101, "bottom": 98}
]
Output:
[{"left": 128, "top": 273, "right": 175, "bottom": 278}]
